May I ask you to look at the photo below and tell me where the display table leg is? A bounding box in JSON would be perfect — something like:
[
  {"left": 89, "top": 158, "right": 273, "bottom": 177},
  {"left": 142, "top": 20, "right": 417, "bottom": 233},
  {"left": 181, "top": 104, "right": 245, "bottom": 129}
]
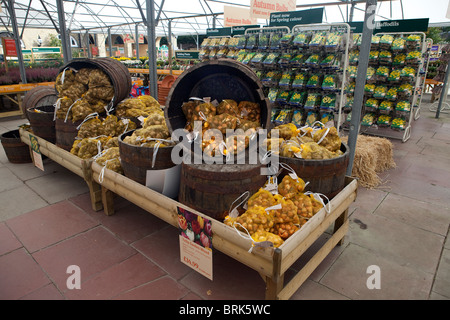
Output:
[
  {"left": 82, "top": 162, "right": 103, "bottom": 212},
  {"left": 265, "top": 249, "right": 283, "bottom": 300},
  {"left": 102, "top": 186, "right": 115, "bottom": 216},
  {"left": 334, "top": 209, "right": 349, "bottom": 246}
]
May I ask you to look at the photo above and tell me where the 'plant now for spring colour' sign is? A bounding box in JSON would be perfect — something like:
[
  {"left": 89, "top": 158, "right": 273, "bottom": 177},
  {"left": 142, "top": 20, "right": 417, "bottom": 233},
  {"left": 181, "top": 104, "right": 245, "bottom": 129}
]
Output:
[{"left": 250, "top": 0, "right": 295, "bottom": 19}]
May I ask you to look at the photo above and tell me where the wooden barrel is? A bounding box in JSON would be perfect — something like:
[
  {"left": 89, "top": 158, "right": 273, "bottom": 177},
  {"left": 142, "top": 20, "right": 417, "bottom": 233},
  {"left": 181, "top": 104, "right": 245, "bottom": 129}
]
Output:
[
  {"left": 26, "top": 105, "right": 56, "bottom": 143},
  {"left": 55, "top": 118, "right": 82, "bottom": 151},
  {"left": 178, "top": 162, "right": 267, "bottom": 221},
  {"left": 0, "top": 129, "right": 32, "bottom": 164},
  {"left": 278, "top": 143, "right": 350, "bottom": 200},
  {"left": 118, "top": 130, "right": 177, "bottom": 185},
  {"left": 21, "top": 86, "right": 58, "bottom": 119},
  {"left": 164, "top": 58, "right": 271, "bottom": 133},
  {"left": 59, "top": 57, "right": 131, "bottom": 109}
]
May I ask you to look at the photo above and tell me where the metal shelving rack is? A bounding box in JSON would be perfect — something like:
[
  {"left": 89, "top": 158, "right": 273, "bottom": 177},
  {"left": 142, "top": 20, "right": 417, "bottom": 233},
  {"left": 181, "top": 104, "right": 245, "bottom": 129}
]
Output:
[
  {"left": 291, "top": 23, "right": 351, "bottom": 134},
  {"left": 242, "top": 23, "right": 351, "bottom": 134},
  {"left": 415, "top": 38, "right": 434, "bottom": 120},
  {"left": 352, "top": 32, "right": 429, "bottom": 142}
]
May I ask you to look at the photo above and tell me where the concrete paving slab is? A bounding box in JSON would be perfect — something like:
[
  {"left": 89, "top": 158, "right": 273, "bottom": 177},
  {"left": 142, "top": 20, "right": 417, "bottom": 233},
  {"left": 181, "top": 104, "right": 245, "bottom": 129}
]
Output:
[
  {"left": 374, "top": 193, "right": 450, "bottom": 236},
  {"left": 347, "top": 209, "right": 445, "bottom": 274},
  {"left": 320, "top": 243, "right": 434, "bottom": 300},
  {"left": 0, "top": 167, "right": 25, "bottom": 193},
  {"left": 290, "top": 279, "right": 350, "bottom": 300},
  {"left": 0, "top": 185, "right": 48, "bottom": 222},
  {"left": 5, "top": 159, "right": 62, "bottom": 182},
  {"left": 432, "top": 248, "right": 450, "bottom": 299},
  {"left": 25, "top": 168, "right": 89, "bottom": 204}
]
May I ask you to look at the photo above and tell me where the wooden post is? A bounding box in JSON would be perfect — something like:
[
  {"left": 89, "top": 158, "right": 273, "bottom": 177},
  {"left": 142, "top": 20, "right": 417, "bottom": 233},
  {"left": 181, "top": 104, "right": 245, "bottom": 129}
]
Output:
[
  {"left": 265, "top": 248, "right": 283, "bottom": 300},
  {"left": 82, "top": 160, "right": 103, "bottom": 212},
  {"left": 101, "top": 186, "right": 115, "bottom": 216},
  {"left": 334, "top": 209, "right": 349, "bottom": 246}
]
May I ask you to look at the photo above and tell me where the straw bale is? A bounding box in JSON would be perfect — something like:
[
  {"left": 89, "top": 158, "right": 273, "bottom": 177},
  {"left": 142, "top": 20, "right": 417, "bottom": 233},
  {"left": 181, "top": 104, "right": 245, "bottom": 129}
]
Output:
[{"left": 342, "top": 134, "right": 396, "bottom": 188}]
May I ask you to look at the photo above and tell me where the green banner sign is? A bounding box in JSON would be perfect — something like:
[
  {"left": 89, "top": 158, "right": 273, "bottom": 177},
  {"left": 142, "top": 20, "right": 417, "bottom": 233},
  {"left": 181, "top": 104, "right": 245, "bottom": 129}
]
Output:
[
  {"left": 231, "top": 25, "right": 261, "bottom": 35},
  {"left": 175, "top": 51, "right": 199, "bottom": 60},
  {"left": 269, "top": 8, "right": 324, "bottom": 29},
  {"left": 206, "top": 27, "right": 232, "bottom": 37},
  {"left": 31, "top": 47, "right": 61, "bottom": 54},
  {"left": 348, "top": 22, "right": 364, "bottom": 34},
  {"left": 349, "top": 18, "right": 429, "bottom": 34}
]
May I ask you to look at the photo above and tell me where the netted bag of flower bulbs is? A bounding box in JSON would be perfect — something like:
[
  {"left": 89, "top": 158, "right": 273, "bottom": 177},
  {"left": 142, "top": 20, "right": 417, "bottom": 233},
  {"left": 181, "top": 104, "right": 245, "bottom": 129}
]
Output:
[
  {"left": 94, "top": 146, "right": 123, "bottom": 174},
  {"left": 88, "top": 69, "right": 112, "bottom": 87},
  {"left": 71, "top": 99, "right": 95, "bottom": 122},
  {"left": 115, "top": 98, "right": 148, "bottom": 118},
  {"left": 55, "top": 69, "right": 77, "bottom": 93},
  {"left": 70, "top": 136, "right": 109, "bottom": 159},
  {"left": 217, "top": 99, "right": 239, "bottom": 117},
  {"left": 84, "top": 86, "right": 115, "bottom": 103},
  {"left": 74, "top": 68, "right": 92, "bottom": 86},
  {"left": 122, "top": 124, "right": 171, "bottom": 146},
  {"left": 142, "top": 112, "right": 166, "bottom": 128},
  {"left": 55, "top": 96, "right": 74, "bottom": 120},
  {"left": 138, "top": 95, "right": 161, "bottom": 110},
  {"left": 59, "top": 81, "right": 88, "bottom": 102},
  {"left": 77, "top": 117, "right": 104, "bottom": 139},
  {"left": 237, "top": 101, "right": 261, "bottom": 122}
]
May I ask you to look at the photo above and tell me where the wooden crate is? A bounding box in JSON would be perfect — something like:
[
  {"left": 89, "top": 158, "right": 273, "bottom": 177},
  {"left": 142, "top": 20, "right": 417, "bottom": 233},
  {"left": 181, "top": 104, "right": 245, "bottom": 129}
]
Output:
[
  {"left": 91, "top": 161, "right": 357, "bottom": 300},
  {"left": 19, "top": 128, "right": 103, "bottom": 212}
]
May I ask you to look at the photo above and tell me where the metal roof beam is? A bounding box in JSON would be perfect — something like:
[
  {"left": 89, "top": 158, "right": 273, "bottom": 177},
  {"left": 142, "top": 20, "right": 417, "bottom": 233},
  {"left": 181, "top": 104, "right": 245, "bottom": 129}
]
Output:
[
  {"left": 39, "top": 0, "right": 60, "bottom": 32},
  {"left": 19, "top": 0, "right": 32, "bottom": 38}
]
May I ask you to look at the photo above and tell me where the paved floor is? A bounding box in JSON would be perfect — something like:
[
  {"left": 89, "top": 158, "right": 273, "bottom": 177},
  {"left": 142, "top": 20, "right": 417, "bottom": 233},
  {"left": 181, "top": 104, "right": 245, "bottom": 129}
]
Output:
[{"left": 0, "top": 94, "right": 449, "bottom": 300}]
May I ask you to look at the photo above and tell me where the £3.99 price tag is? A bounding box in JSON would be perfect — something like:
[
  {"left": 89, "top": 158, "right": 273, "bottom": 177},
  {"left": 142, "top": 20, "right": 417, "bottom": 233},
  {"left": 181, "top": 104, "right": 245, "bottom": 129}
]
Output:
[
  {"left": 178, "top": 207, "right": 213, "bottom": 280},
  {"left": 179, "top": 235, "right": 213, "bottom": 280}
]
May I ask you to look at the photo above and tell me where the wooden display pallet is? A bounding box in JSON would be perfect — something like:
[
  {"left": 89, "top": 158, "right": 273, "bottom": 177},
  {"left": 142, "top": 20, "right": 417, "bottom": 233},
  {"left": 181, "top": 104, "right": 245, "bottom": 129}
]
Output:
[
  {"left": 91, "top": 161, "right": 357, "bottom": 300},
  {"left": 19, "top": 128, "right": 103, "bottom": 212}
]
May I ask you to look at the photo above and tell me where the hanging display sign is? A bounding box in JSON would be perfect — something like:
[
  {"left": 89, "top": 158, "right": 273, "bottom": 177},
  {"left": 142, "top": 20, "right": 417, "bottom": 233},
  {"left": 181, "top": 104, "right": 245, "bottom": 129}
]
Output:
[
  {"left": 232, "top": 24, "right": 261, "bottom": 35},
  {"left": 138, "top": 34, "right": 145, "bottom": 44},
  {"left": 175, "top": 51, "right": 199, "bottom": 60},
  {"left": 206, "top": 27, "right": 232, "bottom": 37},
  {"left": 250, "top": 0, "right": 295, "bottom": 19},
  {"left": 1, "top": 38, "right": 17, "bottom": 57},
  {"left": 31, "top": 47, "right": 61, "bottom": 54},
  {"left": 269, "top": 8, "right": 324, "bottom": 29},
  {"left": 224, "top": 5, "right": 257, "bottom": 27},
  {"left": 349, "top": 18, "right": 429, "bottom": 34},
  {"left": 123, "top": 34, "right": 134, "bottom": 44},
  {"left": 178, "top": 207, "right": 213, "bottom": 280}
]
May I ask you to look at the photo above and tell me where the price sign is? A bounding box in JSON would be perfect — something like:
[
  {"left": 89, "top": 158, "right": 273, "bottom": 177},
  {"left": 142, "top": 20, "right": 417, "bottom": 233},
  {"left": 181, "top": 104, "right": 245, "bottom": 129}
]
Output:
[
  {"left": 178, "top": 207, "right": 213, "bottom": 280},
  {"left": 29, "top": 134, "right": 44, "bottom": 171},
  {"left": 179, "top": 235, "right": 213, "bottom": 280}
]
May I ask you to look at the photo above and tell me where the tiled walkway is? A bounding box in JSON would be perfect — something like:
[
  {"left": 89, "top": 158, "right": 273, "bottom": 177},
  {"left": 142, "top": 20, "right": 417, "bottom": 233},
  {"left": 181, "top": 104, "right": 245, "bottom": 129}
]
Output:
[{"left": 0, "top": 95, "right": 449, "bottom": 300}]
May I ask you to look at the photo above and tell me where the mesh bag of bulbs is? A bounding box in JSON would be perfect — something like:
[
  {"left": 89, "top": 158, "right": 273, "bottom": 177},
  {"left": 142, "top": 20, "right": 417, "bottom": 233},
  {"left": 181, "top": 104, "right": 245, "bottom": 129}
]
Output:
[
  {"left": 224, "top": 165, "right": 327, "bottom": 249},
  {"left": 120, "top": 101, "right": 176, "bottom": 162},
  {"left": 69, "top": 94, "right": 167, "bottom": 175},
  {"left": 180, "top": 99, "right": 261, "bottom": 158},
  {"left": 69, "top": 113, "right": 138, "bottom": 174},
  {"left": 264, "top": 122, "right": 344, "bottom": 160},
  {"left": 54, "top": 68, "right": 115, "bottom": 122}
]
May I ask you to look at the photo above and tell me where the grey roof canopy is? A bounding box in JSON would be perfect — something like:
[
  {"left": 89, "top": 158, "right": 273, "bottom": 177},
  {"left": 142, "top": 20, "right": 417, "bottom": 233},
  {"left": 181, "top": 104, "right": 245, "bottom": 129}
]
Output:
[
  {"left": 0, "top": 0, "right": 413, "bottom": 96},
  {"left": 1, "top": 0, "right": 411, "bottom": 37},
  {"left": 1, "top": 0, "right": 230, "bottom": 37}
]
